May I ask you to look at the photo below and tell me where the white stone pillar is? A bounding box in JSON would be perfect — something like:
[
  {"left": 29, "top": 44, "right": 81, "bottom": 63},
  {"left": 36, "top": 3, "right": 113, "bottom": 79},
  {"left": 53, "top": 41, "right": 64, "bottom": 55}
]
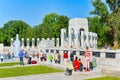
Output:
[
  {"left": 11, "top": 38, "right": 14, "bottom": 48},
  {"left": 56, "top": 38, "right": 59, "bottom": 47},
  {"left": 95, "top": 33, "right": 98, "bottom": 49},
  {"left": 84, "top": 34, "right": 87, "bottom": 48},
  {"left": 37, "top": 38, "right": 40, "bottom": 48},
  {"left": 61, "top": 29, "right": 66, "bottom": 48},
  {"left": 86, "top": 33, "right": 89, "bottom": 48},
  {"left": 68, "top": 32, "right": 72, "bottom": 48},
  {"left": 92, "top": 33, "right": 96, "bottom": 49},
  {"left": 47, "top": 38, "right": 50, "bottom": 40},
  {"left": 27, "top": 38, "right": 30, "bottom": 49},
  {"left": 42, "top": 38, "right": 45, "bottom": 40},
  {"left": 81, "top": 31, "right": 84, "bottom": 49},
  {"left": 89, "top": 32, "right": 93, "bottom": 48},
  {"left": 21, "top": 38, "right": 24, "bottom": 48},
  {"left": 65, "top": 38, "right": 68, "bottom": 48},
  {"left": 32, "top": 38, "right": 35, "bottom": 48},
  {"left": 52, "top": 38, "right": 55, "bottom": 47},
  {"left": 75, "top": 31, "right": 80, "bottom": 48}
]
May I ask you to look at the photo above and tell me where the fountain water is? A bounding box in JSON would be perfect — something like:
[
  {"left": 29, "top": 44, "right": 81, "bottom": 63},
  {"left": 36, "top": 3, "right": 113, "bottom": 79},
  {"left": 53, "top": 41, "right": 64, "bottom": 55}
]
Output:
[{"left": 13, "top": 34, "right": 20, "bottom": 57}]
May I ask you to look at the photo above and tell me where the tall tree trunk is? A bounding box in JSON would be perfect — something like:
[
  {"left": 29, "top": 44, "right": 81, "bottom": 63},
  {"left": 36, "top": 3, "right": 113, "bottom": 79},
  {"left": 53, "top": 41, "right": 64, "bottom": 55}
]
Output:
[{"left": 113, "top": 31, "right": 118, "bottom": 48}]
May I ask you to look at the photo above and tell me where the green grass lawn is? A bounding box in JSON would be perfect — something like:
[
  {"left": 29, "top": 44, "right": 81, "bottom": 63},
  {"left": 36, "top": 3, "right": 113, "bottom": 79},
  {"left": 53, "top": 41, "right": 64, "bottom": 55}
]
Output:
[
  {"left": 0, "top": 62, "right": 19, "bottom": 67},
  {"left": 0, "top": 65, "right": 63, "bottom": 78},
  {"left": 86, "top": 76, "right": 120, "bottom": 80}
]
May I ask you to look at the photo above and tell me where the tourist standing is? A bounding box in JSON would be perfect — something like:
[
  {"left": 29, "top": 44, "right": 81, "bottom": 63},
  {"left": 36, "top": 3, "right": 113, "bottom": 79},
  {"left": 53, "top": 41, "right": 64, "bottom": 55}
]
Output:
[
  {"left": 70, "top": 52, "right": 74, "bottom": 63},
  {"left": 49, "top": 54, "right": 53, "bottom": 62},
  {"left": 28, "top": 54, "right": 32, "bottom": 64},
  {"left": 40, "top": 50, "right": 44, "bottom": 61},
  {"left": 57, "top": 52, "right": 61, "bottom": 64},
  {"left": 54, "top": 53, "right": 58, "bottom": 63},
  {"left": 36, "top": 52, "right": 40, "bottom": 62},
  {"left": 63, "top": 51, "right": 68, "bottom": 66},
  {"left": 7, "top": 52, "right": 11, "bottom": 59},
  {"left": 84, "top": 46, "right": 91, "bottom": 71},
  {"left": 19, "top": 49, "right": 24, "bottom": 65}
]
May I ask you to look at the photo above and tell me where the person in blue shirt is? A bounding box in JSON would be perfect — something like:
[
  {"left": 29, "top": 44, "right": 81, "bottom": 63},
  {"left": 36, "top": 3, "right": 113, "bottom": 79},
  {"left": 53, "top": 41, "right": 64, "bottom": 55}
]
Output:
[{"left": 19, "top": 49, "right": 24, "bottom": 65}]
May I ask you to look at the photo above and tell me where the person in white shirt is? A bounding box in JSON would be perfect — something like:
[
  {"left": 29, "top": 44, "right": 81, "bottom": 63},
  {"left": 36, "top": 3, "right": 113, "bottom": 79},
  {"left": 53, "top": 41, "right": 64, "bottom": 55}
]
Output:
[
  {"left": 54, "top": 53, "right": 58, "bottom": 63},
  {"left": 40, "top": 50, "right": 44, "bottom": 61}
]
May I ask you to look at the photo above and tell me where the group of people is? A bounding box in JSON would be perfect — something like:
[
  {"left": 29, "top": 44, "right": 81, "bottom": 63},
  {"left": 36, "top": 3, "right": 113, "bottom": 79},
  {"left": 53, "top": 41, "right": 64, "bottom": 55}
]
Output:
[
  {"left": 104, "top": 44, "right": 112, "bottom": 50},
  {"left": 18, "top": 47, "right": 97, "bottom": 75},
  {"left": 48, "top": 46, "right": 97, "bottom": 73},
  {"left": 36, "top": 50, "right": 47, "bottom": 62},
  {"left": 49, "top": 52, "right": 61, "bottom": 64},
  {"left": 18, "top": 49, "right": 47, "bottom": 65}
]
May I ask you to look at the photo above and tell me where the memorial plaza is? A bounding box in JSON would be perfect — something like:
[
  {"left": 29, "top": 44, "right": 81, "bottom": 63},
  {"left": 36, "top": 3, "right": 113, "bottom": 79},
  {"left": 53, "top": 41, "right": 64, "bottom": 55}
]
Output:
[{"left": 0, "top": 18, "right": 120, "bottom": 80}]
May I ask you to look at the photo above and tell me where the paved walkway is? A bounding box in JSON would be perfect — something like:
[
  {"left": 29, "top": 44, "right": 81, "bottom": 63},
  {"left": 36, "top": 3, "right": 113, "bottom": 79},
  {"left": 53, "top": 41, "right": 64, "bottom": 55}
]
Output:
[
  {"left": 0, "top": 71, "right": 103, "bottom": 80},
  {"left": 0, "top": 61, "right": 104, "bottom": 80}
]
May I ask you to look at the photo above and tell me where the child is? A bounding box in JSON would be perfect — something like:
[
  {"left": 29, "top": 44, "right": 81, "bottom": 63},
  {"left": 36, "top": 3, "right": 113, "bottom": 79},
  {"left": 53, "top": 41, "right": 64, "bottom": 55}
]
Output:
[
  {"left": 92, "top": 54, "right": 97, "bottom": 69},
  {"left": 49, "top": 54, "right": 53, "bottom": 62},
  {"left": 78, "top": 58, "right": 83, "bottom": 72}
]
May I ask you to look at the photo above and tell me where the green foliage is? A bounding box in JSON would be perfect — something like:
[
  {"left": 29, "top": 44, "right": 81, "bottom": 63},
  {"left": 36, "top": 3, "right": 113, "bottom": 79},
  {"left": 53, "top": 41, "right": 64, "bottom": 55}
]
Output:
[
  {"left": 0, "top": 13, "right": 69, "bottom": 46},
  {"left": 0, "top": 20, "right": 31, "bottom": 46},
  {"left": 39, "top": 13, "right": 69, "bottom": 39},
  {"left": 0, "top": 65, "right": 63, "bottom": 78},
  {"left": 89, "top": 0, "right": 120, "bottom": 47}
]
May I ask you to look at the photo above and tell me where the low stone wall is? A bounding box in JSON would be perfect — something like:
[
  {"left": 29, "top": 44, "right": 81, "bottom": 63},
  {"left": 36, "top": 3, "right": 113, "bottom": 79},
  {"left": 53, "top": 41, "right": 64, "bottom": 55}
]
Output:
[{"left": 45, "top": 48, "right": 120, "bottom": 68}]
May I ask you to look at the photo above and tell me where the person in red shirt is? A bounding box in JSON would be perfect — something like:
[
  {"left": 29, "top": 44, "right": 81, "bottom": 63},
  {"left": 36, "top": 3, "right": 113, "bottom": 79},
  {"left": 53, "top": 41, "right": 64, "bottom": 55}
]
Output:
[
  {"left": 73, "top": 57, "right": 78, "bottom": 71},
  {"left": 84, "top": 46, "right": 91, "bottom": 71},
  {"left": 73, "top": 57, "right": 80, "bottom": 71},
  {"left": 63, "top": 51, "right": 68, "bottom": 65}
]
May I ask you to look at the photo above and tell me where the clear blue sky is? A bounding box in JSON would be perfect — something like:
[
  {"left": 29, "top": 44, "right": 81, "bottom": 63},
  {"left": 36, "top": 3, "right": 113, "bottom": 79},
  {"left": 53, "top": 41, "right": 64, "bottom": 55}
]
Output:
[{"left": 0, "top": 0, "right": 94, "bottom": 27}]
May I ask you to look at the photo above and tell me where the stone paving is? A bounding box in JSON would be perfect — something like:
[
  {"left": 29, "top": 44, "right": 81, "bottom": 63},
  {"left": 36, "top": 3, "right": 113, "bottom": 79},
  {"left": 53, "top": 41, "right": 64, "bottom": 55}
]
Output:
[
  {"left": 0, "top": 72, "right": 104, "bottom": 80},
  {"left": 0, "top": 61, "right": 104, "bottom": 80}
]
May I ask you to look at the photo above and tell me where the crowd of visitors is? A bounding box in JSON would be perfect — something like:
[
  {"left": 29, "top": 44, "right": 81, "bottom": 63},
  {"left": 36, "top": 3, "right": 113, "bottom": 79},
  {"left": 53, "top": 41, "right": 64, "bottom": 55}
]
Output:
[
  {"left": 17, "top": 46, "right": 96, "bottom": 74},
  {"left": 1, "top": 46, "right": 97, "bottom": 76}
]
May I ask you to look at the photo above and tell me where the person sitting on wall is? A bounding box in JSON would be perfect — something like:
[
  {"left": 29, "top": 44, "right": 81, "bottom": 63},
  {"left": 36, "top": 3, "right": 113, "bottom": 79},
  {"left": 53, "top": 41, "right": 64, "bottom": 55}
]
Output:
[{"left": 107, "top": 45, "right": 112, "bottom": 50}]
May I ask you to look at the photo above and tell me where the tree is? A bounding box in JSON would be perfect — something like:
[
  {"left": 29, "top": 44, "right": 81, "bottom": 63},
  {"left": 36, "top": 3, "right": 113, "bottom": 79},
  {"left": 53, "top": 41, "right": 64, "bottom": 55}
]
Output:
[
  {"left": 1, "top": 20, "right": 31, "bottom": 46},
  {"left": 106, "top": 0, "right": 120, "bottom": 48},
  {"left": 89, "top": 0, "right": 120, "bottom": 48},
  {"left": 39, "top": 13, "right": 69, "bottom": 39}
]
